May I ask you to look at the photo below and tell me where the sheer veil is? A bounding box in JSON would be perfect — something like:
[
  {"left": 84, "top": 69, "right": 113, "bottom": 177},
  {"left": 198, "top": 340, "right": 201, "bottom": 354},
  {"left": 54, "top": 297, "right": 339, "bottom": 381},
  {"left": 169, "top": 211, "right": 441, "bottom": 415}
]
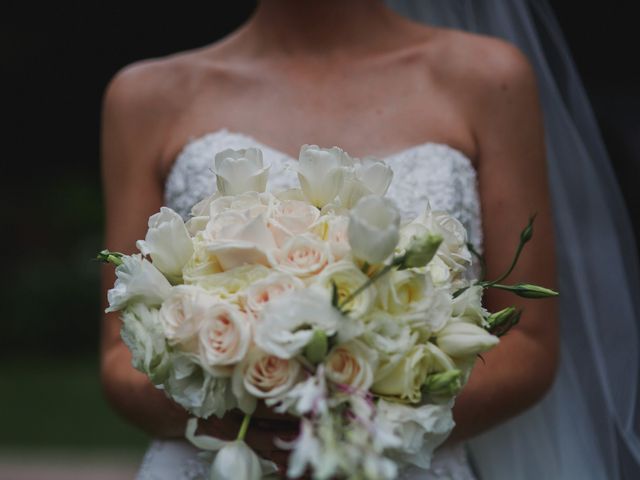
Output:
[{"left": 385, "top": 1, "right": 640, "bottom": 478}]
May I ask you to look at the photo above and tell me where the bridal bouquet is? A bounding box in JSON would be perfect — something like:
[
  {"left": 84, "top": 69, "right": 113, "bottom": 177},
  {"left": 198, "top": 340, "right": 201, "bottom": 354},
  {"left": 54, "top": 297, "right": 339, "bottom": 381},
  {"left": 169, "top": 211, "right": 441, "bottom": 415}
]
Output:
[{"left": 100, "top": 145, "right": 557, "bottom": 479}]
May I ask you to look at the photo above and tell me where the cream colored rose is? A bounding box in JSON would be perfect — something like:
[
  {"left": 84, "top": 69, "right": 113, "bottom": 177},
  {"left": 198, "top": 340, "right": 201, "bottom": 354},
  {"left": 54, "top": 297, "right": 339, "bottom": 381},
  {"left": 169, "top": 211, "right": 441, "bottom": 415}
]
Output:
[
  {"left": 188, "top": 264, "right": 270, "bottom": 300},
  {"left": 232, "top": 349, "right": 302, "bottom": 413},
  {"left": 361, "top": 310, "right": 418, "bottom": 358},
  {"left": 136, "top": 207, "right": 194, "bottom": 283},
  {"left": 312, "top": 214, "right": 350, "bottom": 260},
  {"left": 312, "top": 260, "right": 374, "bottom": 318},
  {"left": 198, "top": 302, "right": 252, "bottom": 376},
  {"left": 182, "top": 232, "right": 223, "bottom": 285},
  {"left": 372, "top": 345, "right": 431, "bottom": 403},
  {"left": 242, "top": 271, "right": 305, "bottom": 315},
  {"left": 348, "top": 195, "right": 400, "bottom": 265},
  {"left": 296, "top": 145, "right": 352, "bottom": 207},
  {"left": 159, "top": 285, "right": 216, "bottom": 351},
  {"left": 268, "top": 199, "right": 320, "bottom": 247},
  {"left": 276, "top": 235, "right": 331, "bottom": 277},
  {"left": 435, "top": 322, "right": 499, "bottom": 358},
  {"left": 213, "top": 148, "right": 269, "bottom": 195},
  {"left": 324, "top": 340, "right": 378, "bottom": 391},
  {"left": 451, "top": 285, "right": 488, "bottom": 326}
]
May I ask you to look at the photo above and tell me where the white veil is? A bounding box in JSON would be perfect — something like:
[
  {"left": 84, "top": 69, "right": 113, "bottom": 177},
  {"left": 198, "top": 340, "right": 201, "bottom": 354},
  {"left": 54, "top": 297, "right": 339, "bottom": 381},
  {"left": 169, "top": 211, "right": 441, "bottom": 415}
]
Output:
[{"left": 385, "top": 1, "right": 640, "bottom": 478}]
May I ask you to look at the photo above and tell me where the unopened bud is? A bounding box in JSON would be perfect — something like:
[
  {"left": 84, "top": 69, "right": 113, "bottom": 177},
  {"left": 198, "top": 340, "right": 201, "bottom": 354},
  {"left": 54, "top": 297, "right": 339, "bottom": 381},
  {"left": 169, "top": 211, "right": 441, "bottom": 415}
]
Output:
[
  {"left": 512, "top": 283, "right": 558, "bottom": 299},
  {"left": 396, "top": 234, "right": 442, "bottom": 269},
  {"left": 303, "top": 329, "right": 328, "bottom": 364},
  {"left": 423, "top": 370, "right": 463, "bottom": 398},
  {"left": 96, "top": 249, "right": 124, "bottom": 266}
]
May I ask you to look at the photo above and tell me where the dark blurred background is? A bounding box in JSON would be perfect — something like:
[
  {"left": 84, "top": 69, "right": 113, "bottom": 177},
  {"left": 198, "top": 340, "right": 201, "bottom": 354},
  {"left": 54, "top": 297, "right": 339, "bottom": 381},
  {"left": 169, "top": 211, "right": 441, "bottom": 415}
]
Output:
[{"left": 2, "top": 1, "right": 638, "bottom": 478}]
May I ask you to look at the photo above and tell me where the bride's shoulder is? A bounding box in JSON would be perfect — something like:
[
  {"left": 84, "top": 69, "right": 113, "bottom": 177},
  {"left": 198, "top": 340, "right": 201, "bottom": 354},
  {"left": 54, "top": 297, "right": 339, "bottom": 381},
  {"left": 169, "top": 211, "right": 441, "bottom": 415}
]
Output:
[{"left": 422, "top": 27, "right": 538, "bottom": 97}]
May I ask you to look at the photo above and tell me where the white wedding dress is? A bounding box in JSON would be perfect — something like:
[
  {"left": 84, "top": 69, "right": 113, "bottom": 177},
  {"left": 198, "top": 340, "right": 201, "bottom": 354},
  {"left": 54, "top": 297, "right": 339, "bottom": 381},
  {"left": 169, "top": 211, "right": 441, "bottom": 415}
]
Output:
[{"left": 137, "top": 128, "right": 484, "bottom": 480}]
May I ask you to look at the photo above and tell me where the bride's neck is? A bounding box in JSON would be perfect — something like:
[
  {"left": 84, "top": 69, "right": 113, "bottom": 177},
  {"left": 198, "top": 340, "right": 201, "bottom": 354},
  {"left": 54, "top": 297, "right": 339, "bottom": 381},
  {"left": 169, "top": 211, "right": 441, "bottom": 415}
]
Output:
[{"left": 238, "top": 0, "right": 405, "bottom": 56}]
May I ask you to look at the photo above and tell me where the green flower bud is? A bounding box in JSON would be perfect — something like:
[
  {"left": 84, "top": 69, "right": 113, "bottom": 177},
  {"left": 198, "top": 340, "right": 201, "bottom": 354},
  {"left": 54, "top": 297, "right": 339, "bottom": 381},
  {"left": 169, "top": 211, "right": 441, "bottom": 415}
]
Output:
[
  {"left": 303, "top": 329, "right": 329, "bottom": 364},
  {"left": 422, "top": 369, "right": 463, "bottom": 399},
  {"left": 486, "top": 306, "right": 522, "bottom": 337},
  {"left": 96, "top": 249, "right": 124, "bottom": 266},
  {"left": 520, "top": 215, "right": 536, "bottom": 244},
  {"left": 512, "top": 283, "right": 559, "bottom": 299},
  {"left": 397, "top": 233, "right": 443, "bottom": 269}
]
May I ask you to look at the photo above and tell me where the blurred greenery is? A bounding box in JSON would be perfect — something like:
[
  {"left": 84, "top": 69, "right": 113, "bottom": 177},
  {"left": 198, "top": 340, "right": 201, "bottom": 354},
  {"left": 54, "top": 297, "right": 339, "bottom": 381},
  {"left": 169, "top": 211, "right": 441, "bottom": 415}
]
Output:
[{"left": 0, "top": 356, "right": 148, "bottom": 452}]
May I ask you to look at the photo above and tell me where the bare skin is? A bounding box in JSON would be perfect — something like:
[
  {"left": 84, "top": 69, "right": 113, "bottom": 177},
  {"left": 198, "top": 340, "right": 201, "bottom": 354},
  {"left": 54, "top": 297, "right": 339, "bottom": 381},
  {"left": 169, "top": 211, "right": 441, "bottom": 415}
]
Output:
[{"left": 101, "top": 0, "right": 558, "bottom": 472}]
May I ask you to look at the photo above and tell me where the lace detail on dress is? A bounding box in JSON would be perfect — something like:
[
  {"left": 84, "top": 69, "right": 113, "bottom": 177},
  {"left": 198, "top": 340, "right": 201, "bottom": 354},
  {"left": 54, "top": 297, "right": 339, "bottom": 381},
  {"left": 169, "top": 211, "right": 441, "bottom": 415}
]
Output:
[{"left": 146, "top": 128, "right": 484, "bottom": 480}]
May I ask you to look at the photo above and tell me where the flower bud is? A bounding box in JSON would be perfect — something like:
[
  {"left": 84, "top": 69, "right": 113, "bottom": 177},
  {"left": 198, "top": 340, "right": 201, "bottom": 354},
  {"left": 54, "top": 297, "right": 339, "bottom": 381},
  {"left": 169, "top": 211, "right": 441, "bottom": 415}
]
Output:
[
  {"left": 511, "top": 283, "right": 559, "bottom": 299},
  {"left": 396, "top": 234, "right": 443, "bottom": 270},
  {"left": 436, "top": 322, "right": 499, "bottom": 357},
  {"left": 486, "top": 306, "right": 522, "bottom": 336},
  {"left": 422, "top": 369, "right": 463, "bottom": 398},
  {"left": 303, "top": 329, "right": 329, "bottom": 364}
]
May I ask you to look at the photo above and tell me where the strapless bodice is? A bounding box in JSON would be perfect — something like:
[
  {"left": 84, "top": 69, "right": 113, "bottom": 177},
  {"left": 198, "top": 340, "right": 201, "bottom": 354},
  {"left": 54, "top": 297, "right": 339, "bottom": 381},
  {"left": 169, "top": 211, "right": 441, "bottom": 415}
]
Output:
[{"left": 137, "top": 128, "right": 483, "bottom": 480}]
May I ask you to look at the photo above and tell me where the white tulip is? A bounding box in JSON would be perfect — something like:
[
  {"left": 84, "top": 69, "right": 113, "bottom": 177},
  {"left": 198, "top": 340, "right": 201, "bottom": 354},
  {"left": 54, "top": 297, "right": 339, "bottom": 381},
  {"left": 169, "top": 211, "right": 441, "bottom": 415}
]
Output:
[
  {"left": 255, "top": 289, "right": 344, "bottom": 359},
  {"left": 136, "top": 207, "right": 194, "bottom": 282},
  {"left": 347, "top": 195, "right": 400, "bottom": 264},
  {"left": 213, "top": 148, "right": 269, "bottom": 195},
  {"left": 296, "top": 145, "right": 352, "bottom": 207},
  {"left": 106, "top": 254, "right": 172, "bottom": 312},
  {"left": 436, "top": 322, "right": 499, "bottom": 357},
  {"left": 339, "top": 159, "right": 393, "bottom": 208}
]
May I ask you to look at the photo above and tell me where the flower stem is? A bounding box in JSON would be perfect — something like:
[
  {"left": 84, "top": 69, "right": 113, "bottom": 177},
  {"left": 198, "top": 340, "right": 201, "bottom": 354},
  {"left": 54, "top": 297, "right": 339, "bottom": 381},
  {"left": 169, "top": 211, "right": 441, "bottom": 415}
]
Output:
[
  {"left": 339, "top": 264, "right": 393, "bottom": 309},
  {"left": 237, "top": 414, "right": 252, "bottom": 441}
]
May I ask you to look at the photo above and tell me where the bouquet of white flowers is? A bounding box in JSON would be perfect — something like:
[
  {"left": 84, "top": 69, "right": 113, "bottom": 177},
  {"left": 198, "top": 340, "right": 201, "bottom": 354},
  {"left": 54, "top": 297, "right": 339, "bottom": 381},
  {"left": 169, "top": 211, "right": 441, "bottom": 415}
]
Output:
[{"left": 99, "top": 144, "right": 557, "bottom": 479}]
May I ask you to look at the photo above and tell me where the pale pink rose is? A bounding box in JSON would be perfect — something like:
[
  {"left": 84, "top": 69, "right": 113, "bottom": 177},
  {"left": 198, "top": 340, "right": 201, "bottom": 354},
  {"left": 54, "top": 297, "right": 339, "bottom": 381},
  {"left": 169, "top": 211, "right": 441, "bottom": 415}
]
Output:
[
  {"left": 276, "top": 235, "right": 332, "bottom": 278},
  {"left": 198, "top": 302, "right": 252, "bottom": 376},
  {"left": 159, "top": 285, "right": 215, "bottom": 352},
  {"left": 324, "top": 340, "right": 378, "bottom": 391},
  {"left": 242, "top": 272, "right": 305, "bottom": 315},
  {"left": 268, "top": 200, "right": 320, "bottom": 247}
]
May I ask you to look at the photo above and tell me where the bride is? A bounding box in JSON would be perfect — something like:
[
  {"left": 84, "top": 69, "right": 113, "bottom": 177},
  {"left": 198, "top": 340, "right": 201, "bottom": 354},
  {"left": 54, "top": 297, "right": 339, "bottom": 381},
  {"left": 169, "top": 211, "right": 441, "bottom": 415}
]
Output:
[{"left": 100, "top": 1, "right": 639, "bottom": 478}]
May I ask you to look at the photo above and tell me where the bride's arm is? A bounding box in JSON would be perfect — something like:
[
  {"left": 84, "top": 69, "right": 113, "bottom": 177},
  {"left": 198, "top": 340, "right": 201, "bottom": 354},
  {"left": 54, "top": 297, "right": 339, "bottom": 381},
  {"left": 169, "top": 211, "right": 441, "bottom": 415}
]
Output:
[
  {"left": 448, "top": 43, "right": 559, "bottom": 442},
  {"left": 99, "top": 65, "right": 295, "bottom": 453}
]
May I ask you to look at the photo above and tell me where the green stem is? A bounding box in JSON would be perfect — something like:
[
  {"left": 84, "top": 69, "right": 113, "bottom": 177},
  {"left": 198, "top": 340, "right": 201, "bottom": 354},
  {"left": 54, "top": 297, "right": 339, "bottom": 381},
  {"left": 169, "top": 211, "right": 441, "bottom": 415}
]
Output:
[{"left": 237, "top": 414, "right": 251, "bottom": 441}]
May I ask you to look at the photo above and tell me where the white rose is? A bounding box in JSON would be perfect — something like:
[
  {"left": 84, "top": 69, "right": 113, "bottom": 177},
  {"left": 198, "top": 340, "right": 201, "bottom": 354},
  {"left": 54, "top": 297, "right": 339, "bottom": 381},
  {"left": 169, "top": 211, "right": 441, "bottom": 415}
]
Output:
[
  {"left": 207, "top": 214, "right": 278, "bottom": 271},
  {"left": 242, "top": 271, "right": 305, "bottom": 315},
  {"left": 348, "top": 195, "right": 400, "bottom": 264},
  {"left": 324, "top": 340, "right": 378, "bottom": 391},
  {"left": 232, "top": 348, "right": 302, "bottom": 414},
  {"left": 255, "top": 289, "right": 344, "bottom": 359},
  {"left": 213, "top": 148, "right": 269, "bottom": 195},
  {"left": 158, "top": 285, "right": 215, "bottom": 351},
  {"left": 198, "top": 302, "right": 252, "bottom": 375},
  {"left": 296, "top": 145, "right": 352, "bottom": 207},
  {"left": 408, "top": 207, "right": 472, "bottom": 274},
  {"left": 106, "top": 254, "right": 172, "bottom": 312},
  {"left": 268, "top": 199, "right": 320, "bottom": 247},
  {"left": 120, "top": 303, "right": 170, "bottom": 384},
  {"left": 312, "top": 214, "right": 351, "bottom": 260},
  {"left": 188, "top": 264, "right": 271, "bottom": 300},
  {"left": 339, "top": 159, "right": 393, "bottom": 209},
  {"left": 436, "top": 322, "right": 499, "bottom": 357},
  {"left": 372, "top": 345, "right": 431, "bottom": 403},
  {"left": 182, "top": 232, "right": 223, "bottom": 285},
  {"left": 376, "top": 399, "right": 454, "bottom": 469},
  {"left": 312, "top": 259, "right": 375, "bottom": 318},
  {"left": 164, "top": 354, "right": 236, "bottom": 418},
  {"left": 276, "top": 235, "right": 331, "bottom": 277},
  {"left": 207, "top": 191, "right": 276, "bottom": 223},
  {"left": 210, "top": 441, "right": 264, "bottom": 480},
  {"left": 135, "top": 207, "right": 194, "bottom": 282}
]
